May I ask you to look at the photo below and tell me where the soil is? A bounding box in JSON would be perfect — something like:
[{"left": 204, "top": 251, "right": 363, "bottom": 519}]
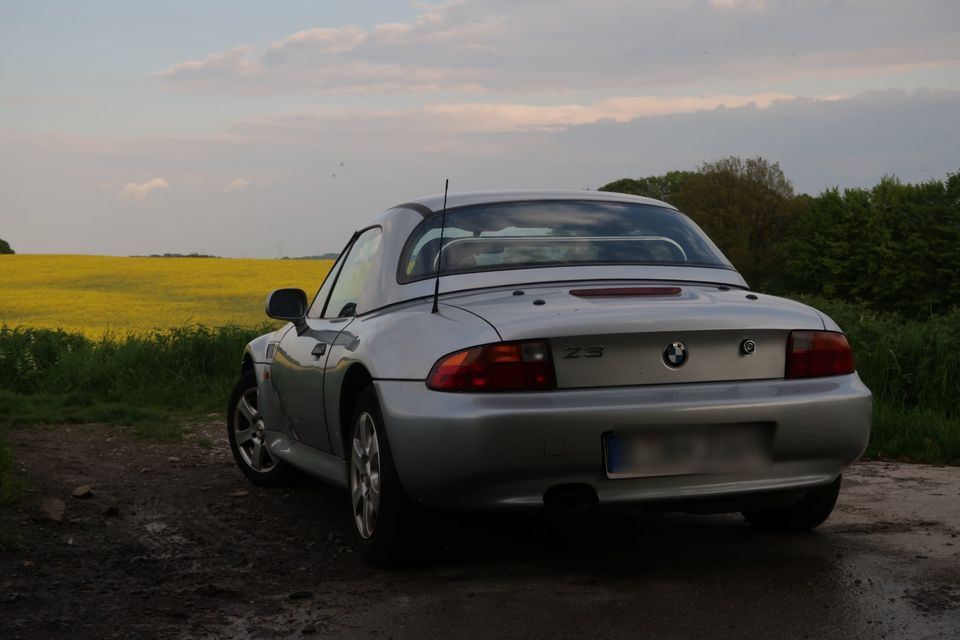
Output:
[{"left": 1, "top": 420, "right": 958, "bottom": 640}]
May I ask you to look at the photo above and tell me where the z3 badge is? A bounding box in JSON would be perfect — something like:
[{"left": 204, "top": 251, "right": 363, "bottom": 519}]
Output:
[{"left": 562, "top": 346, "right": 605, "bottom": 359}]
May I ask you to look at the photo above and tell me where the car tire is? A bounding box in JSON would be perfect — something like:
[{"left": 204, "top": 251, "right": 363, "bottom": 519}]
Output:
[
  {"left": 347, "top": 385, "right": 415, "bottom": 567},
  {"left": 742, "top": 475, "right": 842, "bottom": 532},
  {"left": 227, "top": 368, "right": 298, "bottom": 487}
]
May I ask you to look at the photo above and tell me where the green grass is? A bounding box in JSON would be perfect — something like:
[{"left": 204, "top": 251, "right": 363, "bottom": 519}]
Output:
[
  {"left": 0, "top": 303, "right": 957, "bottom": 507},
  {"left": 0, "top": 324, "right": 271, "bottom": 424},
  {"left": 808, "top": 298, "right": 960, "bottom": 418},
  {"left": 0, "top": 324, "right": 268, "bottom": 501},
  {"left": 0, "top": 323, "right": 264, "bottom": 446},
  {"left": 868, "top": 402, "right": 960, "bottom": 464},
  {"left": 794, "top": 297, "right": 960, "bottom": 465}
]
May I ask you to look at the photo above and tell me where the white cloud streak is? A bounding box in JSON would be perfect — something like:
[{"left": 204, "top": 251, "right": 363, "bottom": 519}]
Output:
[
  {"left": 420, "top": 93, "right": 845, "bottom": 132},
  {"left": 709, "top": 0, "right": 767, "bottom": 10},
  {"left": 5, "top": 90, "right": 957, "bottom": 257},
  {"left": 116, "top": 178, "right": 169, "bottom": 200},
  {"left": 223, "top": 177, "right": 249, "bottom": 192},
  {"left": 216, "top": 92, "right": 845, "bottom": 146},
  {"left": 155, "top": 0, "right": 960, "bottom": 95}
]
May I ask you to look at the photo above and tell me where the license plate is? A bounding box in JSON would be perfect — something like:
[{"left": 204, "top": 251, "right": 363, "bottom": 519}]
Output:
[{"left": 604, "top": 424, "right": 772, "bottom": 479}]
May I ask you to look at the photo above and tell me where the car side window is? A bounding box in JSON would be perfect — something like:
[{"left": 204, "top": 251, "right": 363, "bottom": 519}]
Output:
[
  {"left": 322, "top": 227, "right": 382, "bottom": 319},
  {"left": 306, "top": 246, "right": 348, "bottom": 320}
]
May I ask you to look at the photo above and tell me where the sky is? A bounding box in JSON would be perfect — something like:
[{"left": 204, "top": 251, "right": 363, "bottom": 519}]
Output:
[{"left": 1, "top": 0, "right": 958, "bottom": 258}]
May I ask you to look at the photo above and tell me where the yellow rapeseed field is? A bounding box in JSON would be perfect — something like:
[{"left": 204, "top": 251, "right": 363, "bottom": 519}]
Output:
[{"left": 0, "top": 254, "right": 333, "bottom": 336}]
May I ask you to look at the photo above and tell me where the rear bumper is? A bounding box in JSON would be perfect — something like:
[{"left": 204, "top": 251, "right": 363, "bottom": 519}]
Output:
[{"left": 376, "top": 375, "right": 872, "bottom": 511}]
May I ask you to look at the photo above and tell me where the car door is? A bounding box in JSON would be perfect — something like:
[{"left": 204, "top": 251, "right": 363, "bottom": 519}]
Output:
[{"left": 270, "top": 227, "right": 383, "bottom": 452}]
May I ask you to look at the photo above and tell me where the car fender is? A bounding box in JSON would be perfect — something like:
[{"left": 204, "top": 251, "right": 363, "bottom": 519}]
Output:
[
  {"left": 240, "top": 325, "right": 295, "bottom": 437},
  {"left": 243, "top": 325, "right": 293, "bottom": 365},
  {"left": 322, "top": 302, "right": 500, "bottom": 458}
]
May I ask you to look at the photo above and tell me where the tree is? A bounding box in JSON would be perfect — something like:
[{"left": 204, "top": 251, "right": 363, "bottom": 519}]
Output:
[
  {"left": 0, "top": 238, "right": 13, "bottom": 254},
  {"left": 602, "top": 158, "right": 797, "bottom": 288},
  {"left": 785, "top": 171, "right": 960, "bottom": 315},
  {"left": 603, "top": 162, "right": 960, "bottom": 313},
  {"left": 599, "top": 171, "right": 695, "bottom": 204},
  {"left": 670, "top": 157, "right": 798, "bottom": 289}
]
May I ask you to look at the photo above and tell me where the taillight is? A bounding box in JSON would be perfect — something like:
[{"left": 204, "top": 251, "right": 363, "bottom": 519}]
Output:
[
  {"left": 427, "top": 340, "right": 557, "bottom": 392},
  {"left": 785, "top": 331, "right": 855, "bottom": 379}
]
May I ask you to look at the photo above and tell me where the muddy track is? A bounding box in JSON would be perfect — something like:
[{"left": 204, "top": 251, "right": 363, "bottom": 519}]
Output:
[{"left": 2, "top": 422, "right": 958, "bottom": 639}]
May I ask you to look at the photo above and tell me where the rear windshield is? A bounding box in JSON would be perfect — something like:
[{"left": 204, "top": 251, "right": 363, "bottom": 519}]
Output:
[{"left": 399, "top": 200, "right": 733, "bottom": 282}]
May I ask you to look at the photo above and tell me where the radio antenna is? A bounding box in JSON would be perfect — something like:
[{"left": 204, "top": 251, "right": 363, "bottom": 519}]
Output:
[{"left": 431, "top": 178, "right": 449, "bottom": 314}]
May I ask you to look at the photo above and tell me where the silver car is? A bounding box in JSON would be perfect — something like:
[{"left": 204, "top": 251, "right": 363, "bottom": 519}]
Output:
[{"left": 227, "top": 190, "right": 872, "bottom": 565}]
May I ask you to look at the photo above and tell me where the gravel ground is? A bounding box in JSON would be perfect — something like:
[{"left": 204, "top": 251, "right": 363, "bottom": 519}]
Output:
[{"left": 1, "top": 421, "right": 958, "bottom": 639}]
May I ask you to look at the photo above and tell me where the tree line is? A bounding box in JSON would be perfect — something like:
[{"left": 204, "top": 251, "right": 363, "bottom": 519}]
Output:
[
  {"left": 0, "top": 238, "right": 13, "bottom": 254},
  {"left": 600, "top": 158, "right": 960, "bottom": 316}
]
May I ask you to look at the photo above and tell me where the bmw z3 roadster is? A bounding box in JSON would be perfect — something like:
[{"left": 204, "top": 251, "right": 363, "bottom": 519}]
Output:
[{"left": 227, "top": 190, "right": 872, "bottom": 565}]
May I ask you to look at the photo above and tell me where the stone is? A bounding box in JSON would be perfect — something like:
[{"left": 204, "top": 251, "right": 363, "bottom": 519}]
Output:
[
  {"left": 72, "top": 485, "right": 94, "bottom": 499},
  {"left": 38, "top": 498, "right": 66, "bottom": 522}
]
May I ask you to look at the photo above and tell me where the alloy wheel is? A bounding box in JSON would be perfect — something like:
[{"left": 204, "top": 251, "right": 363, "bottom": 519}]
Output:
[
  {"left": 350, "top": 412, "right": 381, "bottom": 539},
  {"left": 233, "top": 387, "right": 278, "bottom": 473}
]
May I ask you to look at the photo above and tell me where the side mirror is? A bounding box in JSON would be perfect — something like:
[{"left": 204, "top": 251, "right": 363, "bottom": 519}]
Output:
[{"left": 265, "top": 288, "right": 308, "bottom": 324}]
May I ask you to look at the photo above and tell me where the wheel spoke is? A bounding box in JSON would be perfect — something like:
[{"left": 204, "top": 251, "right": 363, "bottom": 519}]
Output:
[
  {"left": 364, "top": 497, "right": 377, "bottom": 535},
  {"left": 259, "top": 440, "right": 273, "bottom": 466},
  {"left": 250, "top": 440, "right": 263, "bottom": 470},
  {"left": 238, "top": 395, "right": 258, "bottom": 424},
  {"left": 351, "top": 477, "right": 364, "bottom": 507},
  {"left": 351, "top": 437, "right": 364, "bottom": 467},
  {"left": 360, "top": 415, "right": 371, "bottom": 452},
  {"left": 354, "top": 492, "right": 368, "bottom": 537},
  {"left": 369, "top": 454, "right": 381, "bottom": 494},
  {"left": 234, "top": 427, "right": 254, "bottom": 447}
]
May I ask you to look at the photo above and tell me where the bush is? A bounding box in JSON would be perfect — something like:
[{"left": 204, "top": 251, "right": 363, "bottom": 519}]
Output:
[
  {"left": 0, "top": 324, "right": 270, "bottom": 424},
  {"left": 784, "top": 173, "right": 960, "bottom": 315},
  {"left": 805, "top": 298, "right": 960, "bottom": 419},
  {"left": 797, "top": 297, "right": 960, "bottom": 464}
]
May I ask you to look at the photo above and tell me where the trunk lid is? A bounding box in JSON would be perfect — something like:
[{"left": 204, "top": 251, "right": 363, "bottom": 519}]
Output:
[{"left": 444, "top": 283, "right": 825, "bottom": 388}]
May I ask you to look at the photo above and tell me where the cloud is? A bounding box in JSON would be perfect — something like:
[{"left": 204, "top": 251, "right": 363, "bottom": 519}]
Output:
[
  {"left": 419, "top": 93, "right": 841, "bottom": 133},
  {"left": 219, "top": 92, "right": 841, "bottom": 144},
  {"left": 212, "top": 88, "right": 960, "bottom": 193},
  {"left": 2, "top": 95, "right": 98, "bottom": 106},
  {"left": 155, "top": 0, "right": 960, "bottom": 95},
  {"left": 6, "top": 89, "right": 957, "bottom": 257},
  {"left": 116, "top": 178, "right": 169, "bottom": 200},
  {"left": 223, "top": 177, "right": 249, "bottom": 192},
  {"left": 543, "top": 88, "right": 960, "bottom": 195},
  {"left": 710, "top": 0, "right": 767, "bottom": 10}
]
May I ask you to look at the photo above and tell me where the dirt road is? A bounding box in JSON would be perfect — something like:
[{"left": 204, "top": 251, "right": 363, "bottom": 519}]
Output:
[{"left": 1, "top": 421, "right": 958, "bottom": 639}]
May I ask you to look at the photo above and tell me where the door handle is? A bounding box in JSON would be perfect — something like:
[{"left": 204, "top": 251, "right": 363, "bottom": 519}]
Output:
[{"left": 311, "top": 343, "right": 327, "bottom": 358}]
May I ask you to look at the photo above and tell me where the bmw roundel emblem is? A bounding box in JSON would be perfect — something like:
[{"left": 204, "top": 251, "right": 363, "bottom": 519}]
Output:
[{"left": 663, "top": 341, "right": 688, "bottom": 368}]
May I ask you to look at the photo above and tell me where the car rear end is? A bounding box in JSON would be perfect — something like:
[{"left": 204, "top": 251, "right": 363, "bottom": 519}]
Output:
[
  {"left": 378, "top": 285, "right": 872, "bottom": 511},
  {"left": 380, "top": 195, "right": 871, "bottom": 512}
]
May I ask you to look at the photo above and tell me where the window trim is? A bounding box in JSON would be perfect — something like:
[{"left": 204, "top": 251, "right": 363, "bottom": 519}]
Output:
[
  {"left": 395, "top": 199, "right": 734, "bottom": 285},
  {"left": 306, "top": 234, "right": 354, "bottom": 320},
  {"left": 319, "top": 225, "right": 383, "bottom": 319}
]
